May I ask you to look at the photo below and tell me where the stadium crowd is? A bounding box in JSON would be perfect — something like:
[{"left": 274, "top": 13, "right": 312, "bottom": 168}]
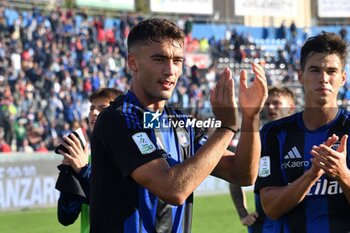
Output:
[{"left": 1, "top": 5, "right": 350, "bottom": 152}]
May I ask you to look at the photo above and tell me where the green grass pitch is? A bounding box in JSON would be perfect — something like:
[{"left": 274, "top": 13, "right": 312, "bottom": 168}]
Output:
[{"left": 0, "top": 192, "right": 255, "bottom": 233}]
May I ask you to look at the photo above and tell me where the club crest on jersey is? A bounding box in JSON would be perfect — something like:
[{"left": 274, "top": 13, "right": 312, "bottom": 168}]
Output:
[
  {"left": 259, "top": 156, "right": 271, "bottom": 177},
  {"left": 176, "top": 128, "right": 190, "bottom": 147},
  {"left": 132, "top": 132, "right": 156, "bottom": 155}
]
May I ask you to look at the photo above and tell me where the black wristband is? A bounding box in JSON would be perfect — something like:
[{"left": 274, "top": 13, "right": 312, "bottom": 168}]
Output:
[{"left": 220, "top": 126, "right": 238, "bottom": 134}]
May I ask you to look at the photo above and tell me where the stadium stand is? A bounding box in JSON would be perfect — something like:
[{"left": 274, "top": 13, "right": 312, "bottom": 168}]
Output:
[{"left": 0, "top": 3, "right": 349, "bottom": 153}]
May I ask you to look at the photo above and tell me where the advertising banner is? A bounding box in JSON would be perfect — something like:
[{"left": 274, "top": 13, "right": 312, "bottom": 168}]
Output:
[
  {"left": 76, "top": 0, "right": 135, "bottom": 11},
  {"left": 150, "top": 0, "right": 213, "bottom": 15},
  {"left": 0, "top": 153, "right": 61, "bottom": 211},
  {"left": 318, "top": 0, "right": 350, "bottom": 18},
  {"left": 234, "top": 0, "right": 298, "bottom": 17}
]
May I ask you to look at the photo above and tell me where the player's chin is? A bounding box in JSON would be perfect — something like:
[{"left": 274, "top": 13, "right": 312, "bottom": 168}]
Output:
[
  {"left": 267, "top": 114, "right": 277, "bottom": 121},
  {"left": 159, "top": 90, "right": 173, "bottom": 100}
]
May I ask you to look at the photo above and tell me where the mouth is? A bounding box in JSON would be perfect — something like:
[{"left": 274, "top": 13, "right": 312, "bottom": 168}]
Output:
[
  {"left": 268, "top": 112, "right": 277, "bottom": 118},
  {"left": 158, "top": 80, "right": 175, "bottom": 90},
  {"left": 316, "top": 87, "right": 331, "bottom": 93}
]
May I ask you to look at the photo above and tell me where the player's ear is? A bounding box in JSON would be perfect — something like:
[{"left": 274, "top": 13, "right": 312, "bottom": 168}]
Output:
[
  {"left": 128, "top": 53, "right": 138, "bottom": 72},
  {"left": 340, "top": 71, "right": 346, "bottom": 86},
  {"left": 289, "top": 102, "right": 296, "bottom": 114},
  {"left": 298, "top": 69, "right": 303, "bottom": 84}
]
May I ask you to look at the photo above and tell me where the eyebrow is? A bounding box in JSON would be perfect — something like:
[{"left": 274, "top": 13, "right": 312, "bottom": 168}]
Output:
[
  {"left": 150, "top": 54, "right": 184, "bottom": 60},
  {"left": 307, "top": 65, "right": 320, "bottom": 70},
  {"left": 308, "top": 65, "right": 339, "bottom": 71}
]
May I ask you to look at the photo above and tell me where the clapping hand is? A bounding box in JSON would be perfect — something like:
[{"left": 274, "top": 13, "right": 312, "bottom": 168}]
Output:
[
  {"left": 210, "top": 67, "right": 238, "bottom": 129},
  {"left": 239, "top": 63, "right": 268, "bottom": 120}
]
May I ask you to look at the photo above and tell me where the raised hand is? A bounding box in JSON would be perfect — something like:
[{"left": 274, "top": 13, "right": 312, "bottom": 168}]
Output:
[
  {"left": 210, "top": 67, "right": 238, "bottom": 129},
  {"left": 239, "top": 63, "right": 268, "bottom": 119}
]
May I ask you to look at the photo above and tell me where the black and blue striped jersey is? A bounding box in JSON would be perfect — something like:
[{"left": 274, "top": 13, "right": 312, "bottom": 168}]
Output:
[
  {"left": 90, "top": 91, "right": 206, "bottom": 233},
  {"left": 248, "top": 193, "right": 276, "bottom": 233},
  {"left": 255, "top": 109, "right": 350, "bottom": 233}
]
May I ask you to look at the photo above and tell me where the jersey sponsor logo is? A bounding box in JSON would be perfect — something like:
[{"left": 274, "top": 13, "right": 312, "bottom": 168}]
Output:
[
  {"left": 259, "top": 156, "right": 271, "bottom": 177},
  {"left": 132, "top": 132, "right": 156, "bottom": 154},
  {"left": 307, "top": 178, "right": 343, "bottom": 196},
  {"left": 281, "top": 146, "right": 309, "bottom": 169},
  {"left": 281, "top": 160, "right": 310, "bottom": 169}
]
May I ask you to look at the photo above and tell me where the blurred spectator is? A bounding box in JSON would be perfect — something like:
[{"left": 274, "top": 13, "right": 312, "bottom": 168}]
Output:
[
  {"left": 0, "top": 127, "right": 11, "bottom": 152},
  {"left": 190, "top": 65, "right": 200, "bottom": 86},
  {"left": 262, "top": 26, "right": 269, "bottom": 40},
  {"left": 289, "top": 20, "right": 297, "bottom": 43},
  {"left": 0, "top": 137, "right": 11, "bottom": 152},
  {"left": 199, "top": 37, "right": 209, "bottom": 52},
  {"left": 14, "top": 117, "right": 27, "bottom": 150},
  {"left": 276, "top": 20, "right": 286, "bottom": 39},
  {"left": 21, "top": 138, "right": 34, "bottom": 153},
  {"left": 36, "top": 141, "right": 49, "bottom": 152},
  {"left": 340, "top": 27, "right": 348, "bottom": 41},
  {"left": 184, "top": 17, "right": 193, "bottom": 36}
]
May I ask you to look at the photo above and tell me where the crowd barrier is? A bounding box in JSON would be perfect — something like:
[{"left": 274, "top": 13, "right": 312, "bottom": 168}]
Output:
[
  {"left": 0, "top": 152, "right": 61, "bottom": 212},
  {"left": 0, "top": 152, "right": 233, "bottom": 212}
]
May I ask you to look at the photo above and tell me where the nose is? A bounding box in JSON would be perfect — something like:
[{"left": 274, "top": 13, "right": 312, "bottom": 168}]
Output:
[
  {"left": 266, "top": 103, "right": 274, "bottom": 110},
  {"left": 163, "top": 60, "right": 176, "bottom": 75},
  {"left": 91, "top": 109, "right": 99, "bottom": 116},
  {"left": 320, "top": 71, "right": 330, "bottom": 84}
]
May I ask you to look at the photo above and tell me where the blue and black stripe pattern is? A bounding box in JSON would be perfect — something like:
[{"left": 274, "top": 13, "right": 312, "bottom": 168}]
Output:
[{"left": 256, "top": 109, "right": 350, "bottom": 233}]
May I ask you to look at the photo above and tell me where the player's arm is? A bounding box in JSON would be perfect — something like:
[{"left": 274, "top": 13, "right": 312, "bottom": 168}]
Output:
[
  {"left": 259, "top": 170, "right": 320, "bottom": 220},
  {"left": 57, "top": 193, "right": 84, "bottom": 226},
  {"left": 212, "top": 63, "right": 267, "bottom": 185},
  {"left": 131, "top": 67, "right": 238, "bottom": 205},
  {"left": 259, "top": 135, "right": 339, "bottom": 219},
  {"left": 229, "top": 184, "right": 258, "bottom": 226},
  {"left": 132, "top": 123, "right": 236, "bottom": 205},
  {"left": 76, "top": 164, "right": 91, "bottom": 201}
]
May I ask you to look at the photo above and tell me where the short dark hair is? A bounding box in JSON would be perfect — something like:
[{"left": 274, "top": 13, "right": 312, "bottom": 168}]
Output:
[
  {"left": 127, "top": 18, "right": 185, "bottom": 52},
  {"left": 89, "top": 88, "right": 123, "bottom": 103},
  {"left": 268, "top": 86, "right": 295, "bottom": 103},
  {"left": 300, "top": 31, "right": 348, "bottom": 71}
]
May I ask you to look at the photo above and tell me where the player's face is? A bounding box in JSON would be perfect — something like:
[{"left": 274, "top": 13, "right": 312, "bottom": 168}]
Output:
[
  {"left": 128, "top": 39, "right": 184, "bottom": 106},
  {"left": 299, "top": 53, "right": 346, "bottom": 107},
  {"left": 264, "top": 95, "right": 294, "bottom": 121},
  {"left": 88, "top": 98, "right": 111, "bottom": 130}
]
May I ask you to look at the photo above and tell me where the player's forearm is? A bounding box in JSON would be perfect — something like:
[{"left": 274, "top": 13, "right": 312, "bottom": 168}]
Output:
[
  {"left": 260, "top": 171, "right": 319, "bottom": 219},
  {"left": 233, "top": 115, "right": 261, "bottom": 184},
  {"left": 160, "top": 129, "right": 235, "bottom": 205},
  {"left": 229, "top": 184, "right": 248, "bottom": 218}
]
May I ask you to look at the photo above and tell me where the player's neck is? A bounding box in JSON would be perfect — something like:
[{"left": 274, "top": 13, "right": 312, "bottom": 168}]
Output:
[
  {"left": 302, "top": 107, "right": 339, "bottom": 131},
  {"left": 130, "top": 85, "right": 165, "bottom": 112}
]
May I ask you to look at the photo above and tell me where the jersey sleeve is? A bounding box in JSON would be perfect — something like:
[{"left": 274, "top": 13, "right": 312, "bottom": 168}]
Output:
[
  {"left": 77, "top": 164, "right": 91, "bottom": 201},
  {"left": 254, "top": 123, "right": 285, "bottom": 193},
  {"left": 97, "top": 110, "right": 166, "bottom": 178},
  {"left": 57, "top": 192, "right": 85, "bottom": 226}
]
